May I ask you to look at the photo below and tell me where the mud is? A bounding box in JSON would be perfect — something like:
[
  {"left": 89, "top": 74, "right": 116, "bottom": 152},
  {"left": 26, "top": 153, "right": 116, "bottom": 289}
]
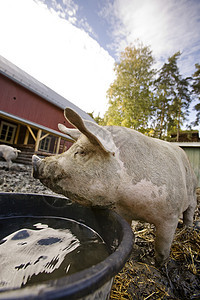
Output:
[{"left": 110, "top": 195, "right": 200, "bottom": 300}]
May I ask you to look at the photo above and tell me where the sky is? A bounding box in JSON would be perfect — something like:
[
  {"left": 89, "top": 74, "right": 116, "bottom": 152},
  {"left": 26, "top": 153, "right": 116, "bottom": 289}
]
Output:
[{"left": 0, "top": 0, "right": 200, "bottom": 129}]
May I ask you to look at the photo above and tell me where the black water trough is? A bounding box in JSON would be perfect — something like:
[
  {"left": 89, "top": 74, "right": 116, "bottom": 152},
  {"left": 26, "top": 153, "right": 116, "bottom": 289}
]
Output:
[{"left": 0, "top": 193, "right": 134, "bottom": 300}]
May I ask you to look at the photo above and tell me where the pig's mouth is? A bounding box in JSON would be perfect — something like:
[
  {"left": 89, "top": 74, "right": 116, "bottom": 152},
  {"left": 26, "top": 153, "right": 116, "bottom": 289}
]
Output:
[
  {"left": 32, "top": 155, "right": 114, "bottom": 209},
  {"left": 32, "top": 155, "right": 92, "bottom": 206},
  {"left": 32, "top": 155, "right": 69, "bottom": 182}
]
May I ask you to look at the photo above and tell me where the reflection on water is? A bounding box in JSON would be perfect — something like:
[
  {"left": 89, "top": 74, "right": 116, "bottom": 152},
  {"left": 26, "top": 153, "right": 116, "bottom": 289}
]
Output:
[{"left": 0, "top": 217, "right": 109, "bottom": 291}]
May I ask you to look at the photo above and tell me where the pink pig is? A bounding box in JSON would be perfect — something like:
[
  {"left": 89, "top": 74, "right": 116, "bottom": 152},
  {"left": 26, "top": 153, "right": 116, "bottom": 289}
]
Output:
[{"left": 32, "top": 108, "right": 197, "bottom": 265}]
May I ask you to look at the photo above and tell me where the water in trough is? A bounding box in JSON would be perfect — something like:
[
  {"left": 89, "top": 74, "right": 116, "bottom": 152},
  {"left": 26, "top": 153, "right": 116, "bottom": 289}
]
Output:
[{"left": 0, "top": 216, "right": 110, "bottom": 291}]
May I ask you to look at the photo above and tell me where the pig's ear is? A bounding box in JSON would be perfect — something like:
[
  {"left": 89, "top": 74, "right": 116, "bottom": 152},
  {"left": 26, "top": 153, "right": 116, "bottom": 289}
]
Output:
[
  {"left": 64, "top": 108, "right": 116, "bottom": 155},
  {"left": 58, "top": 124, "right": 81, "bottom": 141}
]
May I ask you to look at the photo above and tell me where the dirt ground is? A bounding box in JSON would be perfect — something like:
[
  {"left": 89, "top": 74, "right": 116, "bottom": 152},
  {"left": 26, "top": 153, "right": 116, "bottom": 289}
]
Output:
[{"left": 110, "top": 190, "right": 200, "bottom": 300}]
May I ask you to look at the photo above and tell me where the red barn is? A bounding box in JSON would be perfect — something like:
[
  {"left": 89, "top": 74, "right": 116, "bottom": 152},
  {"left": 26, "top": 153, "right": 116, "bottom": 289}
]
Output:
[{"left": 0, "top": 55, "right": 94, "bottom": 163}]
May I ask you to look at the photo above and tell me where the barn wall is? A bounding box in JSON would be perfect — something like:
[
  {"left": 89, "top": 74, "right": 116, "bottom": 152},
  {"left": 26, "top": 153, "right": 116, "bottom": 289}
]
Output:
[
  {"left": 182, "top": 147, "right": 200, "bottom": 187},
  {"left": 0, "top": 74, "right": 73, "bottom": 131}
]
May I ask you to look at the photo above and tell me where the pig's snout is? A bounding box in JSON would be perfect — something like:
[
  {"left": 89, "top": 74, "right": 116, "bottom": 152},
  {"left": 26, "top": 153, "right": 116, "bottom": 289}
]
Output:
[{"left": 32, "top": 155, "right": 42, "bottom": 179}]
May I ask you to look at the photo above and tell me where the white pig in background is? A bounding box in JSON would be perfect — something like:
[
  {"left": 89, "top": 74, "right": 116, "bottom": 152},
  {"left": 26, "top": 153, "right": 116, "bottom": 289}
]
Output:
[
  {"left": 32, "top": 108, "right": 197, "bottom": 265},
  {"left": 0, "top": 145, "right": 21, "bottom": 169}
]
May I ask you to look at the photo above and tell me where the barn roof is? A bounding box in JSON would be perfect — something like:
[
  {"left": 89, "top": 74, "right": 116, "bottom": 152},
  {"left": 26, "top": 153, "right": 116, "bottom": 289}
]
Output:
[
  {"left": 172, "top": 142, "right": 200, "bottom": 147},
  {"left": 0, "top": 55, "right": 94, "bottom": 122}
]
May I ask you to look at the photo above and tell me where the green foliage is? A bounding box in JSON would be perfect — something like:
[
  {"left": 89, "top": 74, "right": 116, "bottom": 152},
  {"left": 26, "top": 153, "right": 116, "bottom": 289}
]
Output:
[
  {"left": 87, "top": 112, "right": 106, "bottom": 125},
  {"left": 104, "top": 43, "right": 155, "bottom": 133},
  {"left": 152, "top": 52, "right": 191, "bottom": 140},
  {"left": 192, "top": 63, "right": 200, "bottom": 126},
  {"left": 89, "top": 44, "right": 198, "bottom": 141},
  {"left": 104, "top": 45, "right": 195, "bottom": 141}
]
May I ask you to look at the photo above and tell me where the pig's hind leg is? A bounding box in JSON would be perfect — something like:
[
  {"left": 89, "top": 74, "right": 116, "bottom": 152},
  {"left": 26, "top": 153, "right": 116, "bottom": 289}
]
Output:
[
  {"left": 183, "top": 198, "right": 197, "bottom": 227},
  {"left": 154, "top": 218, "right": 179, "bottom": 265},
  {"left": 6, "top": 153, "right": 16, "bottom": 170},
  {"left": 6, "top": 159, "right": 12, "bottom": 170}
]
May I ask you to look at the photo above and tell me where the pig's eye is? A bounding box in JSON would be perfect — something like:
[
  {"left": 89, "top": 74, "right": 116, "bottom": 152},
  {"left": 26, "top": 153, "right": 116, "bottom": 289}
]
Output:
[
  {"left": 79, "top": 150, "right": 85, "bottom": 156},
  {"left": 74, "top": 149, "right": 86, "bottom": 157}
]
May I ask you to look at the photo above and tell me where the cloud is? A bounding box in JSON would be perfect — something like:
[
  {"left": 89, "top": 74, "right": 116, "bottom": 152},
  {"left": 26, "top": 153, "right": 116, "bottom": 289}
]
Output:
[
  {"left": 38, "top": 0, "right": 97, "bottom": 38},
  {"left": 0, "top": 0, "right": 115, "bottom": 116},
  {"left": 101, "top": 0, "right": 200, "bottom": 75},
  {"left": 38, "top": 0, "right": 78, "bottom": 22}
]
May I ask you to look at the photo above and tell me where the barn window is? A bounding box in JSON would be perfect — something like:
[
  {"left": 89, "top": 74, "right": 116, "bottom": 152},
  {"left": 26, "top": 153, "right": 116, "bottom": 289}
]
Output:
[
  {"left": 39, "top": 136, "right": 51, "bottom": 152},
  {"left": 0, "top": 121, "right": 17, "bottom": 144}
]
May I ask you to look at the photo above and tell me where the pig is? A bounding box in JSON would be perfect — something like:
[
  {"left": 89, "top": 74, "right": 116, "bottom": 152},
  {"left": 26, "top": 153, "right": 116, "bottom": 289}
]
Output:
[
  {"left": 0, "top": 144, "right": 21, "bottom": 169},
  {"left": 32, "top": 108, "right": 197, "bottom": 265}
]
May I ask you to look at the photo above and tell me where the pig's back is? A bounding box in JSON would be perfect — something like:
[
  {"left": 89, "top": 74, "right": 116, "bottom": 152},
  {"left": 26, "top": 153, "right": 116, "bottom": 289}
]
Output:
[{"left": 105, "top": 126, "right": 196, "bottom": 202}]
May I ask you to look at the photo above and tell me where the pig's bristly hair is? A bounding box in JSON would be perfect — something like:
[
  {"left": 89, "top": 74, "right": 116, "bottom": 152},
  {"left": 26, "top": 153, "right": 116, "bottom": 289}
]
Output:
[{"left": 64, "top": 108, "right": 116, "bottom": 155}]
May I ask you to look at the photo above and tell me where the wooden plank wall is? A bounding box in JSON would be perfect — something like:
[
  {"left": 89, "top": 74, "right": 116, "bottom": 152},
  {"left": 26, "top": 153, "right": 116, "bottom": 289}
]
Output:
[{"left": 183, "top": 147, "right": 200, "bottom": 187}]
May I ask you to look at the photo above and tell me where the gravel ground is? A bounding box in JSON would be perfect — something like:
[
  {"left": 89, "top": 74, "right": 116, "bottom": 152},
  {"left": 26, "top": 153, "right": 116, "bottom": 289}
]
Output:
[{"left": 0, "top": 161, "right": 57, "bottom": 195}]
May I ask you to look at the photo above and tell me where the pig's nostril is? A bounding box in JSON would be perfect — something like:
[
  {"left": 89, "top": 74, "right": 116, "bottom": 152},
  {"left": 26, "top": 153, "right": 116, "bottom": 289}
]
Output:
[{"left": 32, "top": 155, "right": 41, "bottom": 179}]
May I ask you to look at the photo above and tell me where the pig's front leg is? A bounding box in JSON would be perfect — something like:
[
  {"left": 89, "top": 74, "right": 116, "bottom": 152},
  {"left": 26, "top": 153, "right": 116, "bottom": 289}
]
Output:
[
  {"left": 155, "top": 218, "right": 179, "bottom": 265},
  {"left": 7, "top": 159, "right": 12, "bottom": 170}
]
